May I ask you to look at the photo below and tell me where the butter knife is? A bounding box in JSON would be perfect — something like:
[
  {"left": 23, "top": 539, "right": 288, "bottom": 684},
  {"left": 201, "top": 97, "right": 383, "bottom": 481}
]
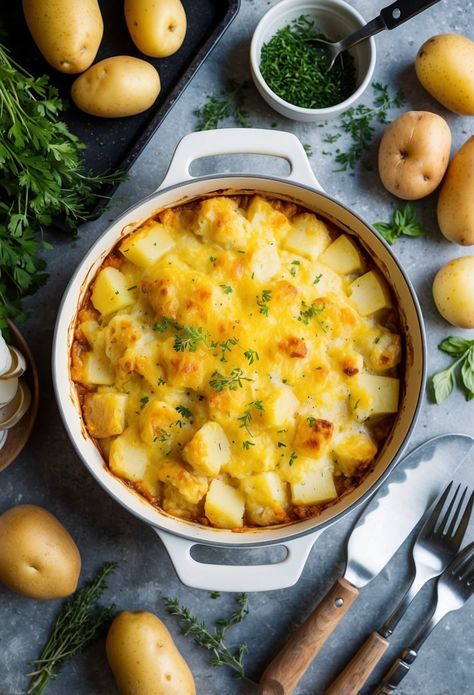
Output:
[{"left": 259, "top": 433, "right": 474, "bottom": 695}]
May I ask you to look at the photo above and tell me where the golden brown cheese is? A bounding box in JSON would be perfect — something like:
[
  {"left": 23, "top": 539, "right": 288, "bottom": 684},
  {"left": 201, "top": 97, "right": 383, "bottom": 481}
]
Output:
[{"left": 72, "top": 195, "right": 402, "bottom": 529}]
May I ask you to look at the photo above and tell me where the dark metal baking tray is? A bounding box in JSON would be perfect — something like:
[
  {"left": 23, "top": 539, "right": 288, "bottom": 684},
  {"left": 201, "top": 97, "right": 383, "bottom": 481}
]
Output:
[{"left": 1, "top": 0, "right": 240, "bottom": 208}]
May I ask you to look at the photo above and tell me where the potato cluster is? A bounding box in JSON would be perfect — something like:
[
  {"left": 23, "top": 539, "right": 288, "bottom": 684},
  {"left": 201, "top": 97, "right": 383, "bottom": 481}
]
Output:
[
  {"left": 376, "top": 32, "right": 474, "bottom": 330},
  {"left": 22, "top": 0, "right": 187, "bottom": 117}
]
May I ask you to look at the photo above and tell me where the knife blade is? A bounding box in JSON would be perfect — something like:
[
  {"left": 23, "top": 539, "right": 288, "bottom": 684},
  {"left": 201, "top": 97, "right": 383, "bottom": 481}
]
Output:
[{"left": 259, "top": 433, "right": 474, "bottom": 695}]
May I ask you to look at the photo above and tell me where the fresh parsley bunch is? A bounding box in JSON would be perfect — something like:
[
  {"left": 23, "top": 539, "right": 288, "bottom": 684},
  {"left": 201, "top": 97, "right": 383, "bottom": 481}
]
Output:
[
  {"left": 374, "top": 204, "right": 426, "bottom": 245},
  {"left": 0, "top": 42, "right": 122, "bottom": 330},
  {"left": 431, "top": 336, "right": 474, "bottom": 404}
]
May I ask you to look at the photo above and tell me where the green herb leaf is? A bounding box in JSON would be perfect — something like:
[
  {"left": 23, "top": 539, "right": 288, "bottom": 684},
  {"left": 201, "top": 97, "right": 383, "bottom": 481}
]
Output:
[
  {"left": 461, "top": 348, "right": 474, "bottom": 395},
  {"left": 210, "top": 368, "right": 252, "bottom": 392},
  {"left": 374, "top": 203, "right": 426, "bottom": 245},
  {"left": 438, "top": 336, "right": 474, "bottom": 357},
  {"left": 432, "top": 368, "right": 456, "bottom": 404}
]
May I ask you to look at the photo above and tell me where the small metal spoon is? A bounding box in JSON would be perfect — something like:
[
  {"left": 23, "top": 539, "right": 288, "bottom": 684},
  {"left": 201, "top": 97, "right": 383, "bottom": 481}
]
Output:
[{"left": 308, "top": 0, "right": 441, "bottom": 70}]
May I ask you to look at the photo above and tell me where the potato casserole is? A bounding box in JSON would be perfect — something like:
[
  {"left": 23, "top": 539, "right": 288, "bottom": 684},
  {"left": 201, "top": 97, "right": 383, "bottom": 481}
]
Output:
[{"left": 72, "top": 195, "right": 402, "bottom": 529}]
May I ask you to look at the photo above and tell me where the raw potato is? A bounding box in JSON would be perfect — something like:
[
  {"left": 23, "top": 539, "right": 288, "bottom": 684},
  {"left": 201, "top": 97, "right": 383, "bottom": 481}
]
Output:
[
  {"left": 437, "top": 136, "right": 474, "bottom": 246},
  {"left": 432, "top": 256, "right": 474, "bottom": 329},
  {"left": 125, "top": 0, "right": 187, "bottom": 58},
  {"left": 71, "top": 56, "right": 161, "bottom": 118},
  {"left": 415, "top": 34, "right": 474, "bottom": 116},
  {"left": 0, "top": 504, "right": 81, "bottom": 599},
  {"left": 378, "top": 111, "right": 451, "bottom": 200},
  {"left": 106, "top": 611, "right": 196, "bottom": 695},
  {"left": 22, "top": 0, "right": 103, "bottom": 74}
]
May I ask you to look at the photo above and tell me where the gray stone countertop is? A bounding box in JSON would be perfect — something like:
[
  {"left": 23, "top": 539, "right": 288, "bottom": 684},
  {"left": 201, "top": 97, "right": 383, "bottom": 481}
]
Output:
[{"left": 1, "top": 1, "right": 474, "bottom": 694}]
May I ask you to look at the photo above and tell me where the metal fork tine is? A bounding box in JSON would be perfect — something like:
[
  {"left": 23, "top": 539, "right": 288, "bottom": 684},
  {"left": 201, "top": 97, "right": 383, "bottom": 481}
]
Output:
[
  {"left": 445, "top": 485, "right": 468, "bottom": 537},
  {"left": 452, "top": 490, "right": 474, "bottom": 547},
  {"left": 450, "top": 543, "right": 474, "bottom": 577},
  {"left": 436, "top": 483, "right": 461, "bottom": 536},
  {"left": 420, "top": 481, "right": 453, "bottom": 538}
]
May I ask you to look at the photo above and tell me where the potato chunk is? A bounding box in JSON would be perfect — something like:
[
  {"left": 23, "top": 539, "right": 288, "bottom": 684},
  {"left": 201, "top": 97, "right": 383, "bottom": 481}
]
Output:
[
  {"left": 264, "top": 385, "right": 299, "bottom": 428},
  {"left": 369, "top": 333, "right": 402, "bottom": 372},
  {"left": 291, "top": 460, "right": 337, "bottom": 505},
  {"left": 91, "top": 267, "right": 134, "bottom": 316},
  {"left": 204, "top": 479, "right": 245, "bottom": 528},
  {"left": 293, "top": 417, "right": 334, "bottom": 458},
  {"left": 349, "top": 271, "right": 392, "bottom": 316},
  {"left": 139, "top": 400, "right": 177, "bottom": 445},
  {"left": 183, "top": 421, "right": 231, "bottom": 477},
  {"left": 248, "top": 243, "right": 281, "bottom": 282},
  {"left": 333, "top": 433, "right": 378, "bottom": 476},
  {"left": 109, "top": 430, "right": 150, "bottom": 482},
  {"left": 241, "top": 472, "right": 289, "bottom": 526},
  {"left": 157, "top": 458, "right": 208, "bottom": 504},
  {"left": 350, "top": 374, "right": 400, "bottom": 421},
  {"left": 81, "top": 351, "right": 115, "bottom": 386},
  {"left": 83, "top": 392, "right": 127, "bottom": 438},
  {"left": 120, "top": 219, "right": 175, "bottom": 268},
  {"left": 283, "top": 213, "right": 331, "bottom": 261},
  {"left": 319, "top": 234, "right": 364, "bottom": 274}
]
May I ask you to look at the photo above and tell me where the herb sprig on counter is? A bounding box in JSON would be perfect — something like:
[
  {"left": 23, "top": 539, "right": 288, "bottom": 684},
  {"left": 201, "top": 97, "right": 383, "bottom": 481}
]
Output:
[
  {"left": 194, "top": 80, "right": 251, "bottom": 130},
  {"left": 431, "top": 337, "right": 474, "bottom": 404},
  {"left": 259, "top": 16, "right": 356, "bottom": 109},
  {"left": 0, "top": 43, "right": 123, "bottom": 331},
  {"left": 164, "top": 593, "right": 256, "bottom": 684},
  {"left": 326, "top": 82, "right": 406, "bottom": 171},
  {"left": 374, "top": 204, "right": 427, "bottom": 245},
  {"left": 27, "top": 562, "right": 117, "bottom": 695}
]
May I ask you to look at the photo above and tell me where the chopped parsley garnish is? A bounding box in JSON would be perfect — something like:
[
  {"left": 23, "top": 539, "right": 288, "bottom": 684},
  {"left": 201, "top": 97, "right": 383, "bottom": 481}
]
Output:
[
  {"left": 288, "top": 451, "right": 298, "bottom": 466},
  {"left": 157, "top": 377, "right": 166, "bottom": 386},
  {"left": 290, "top": 260, "right": 301, "bottom": 277},
  {"left": 259, "top": 16, "right": 356, "bottom": 110},
  {"left": 277, "top": 441, "right": 287, "bottom": 448},
  {"left": 154, "top": 428, "right": 171, "bottom": 443},
  {"left": 176, "top": 405, "right": 193, "bottom": 419},
  {"left": 210, "top": 368, "right": 253, "bottom": 392},
  {"left": 209, "top": 256, "right": 217, "bottom": 265},
  {"left": 313, "top": 273, "right": 323, "bottom": 285},
  {"left": 306, "top": 416, "right": 316, "bottom": 427},
  {"left": 257, "top": 289, "right": 272, "bottom": 316},
  {"left": 298, "top": 301, "right": 325, "bottom": 325},
  {"left": 173, "top": 326, "right": 207, "bottom": 353},
  {"left": 139, "top": 396, "right": 149, "bottom": 409},
  {"left": 220, "top": 284, "right": 233, "bottom": 294},
  {"left": 243, "top": 348, "right": 259, "bottom": 365},
  {"left": 127, "top": 285, "right": 137, "bottom": 291},
  {"left": 242, "top": 440, "right": 255, "bottom": 450},
  {"left": 219, "top": 338, "right": 239, "bottom": 363}
]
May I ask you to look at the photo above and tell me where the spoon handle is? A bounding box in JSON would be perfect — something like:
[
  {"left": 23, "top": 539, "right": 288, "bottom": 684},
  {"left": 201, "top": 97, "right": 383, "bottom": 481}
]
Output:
[{"left": 380, "top": 0, "right": 442, "bottom": 30}]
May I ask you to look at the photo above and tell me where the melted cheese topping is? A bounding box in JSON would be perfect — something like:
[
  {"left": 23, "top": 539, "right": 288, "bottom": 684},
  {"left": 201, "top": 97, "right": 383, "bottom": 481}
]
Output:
[{"left": 72, "top": 195, "right": 402, "bottom": 529}]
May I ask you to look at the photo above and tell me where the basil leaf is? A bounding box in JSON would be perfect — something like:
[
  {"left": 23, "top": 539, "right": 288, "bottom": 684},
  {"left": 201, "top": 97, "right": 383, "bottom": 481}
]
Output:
[
  {"left": 373, "top": 222, "right": 398, "bottom": 245},
  {"left": 461, "top": 348, "right": 474, "bottom": 394},
  {"left": 432, "top": 368, "right": 455, "bottom": 404},
  {"left": 438, "top": 336, "right": 474, "bottom": 356},
  {"left": 466, "top": 390, "right": 474, "bottom": 402}
]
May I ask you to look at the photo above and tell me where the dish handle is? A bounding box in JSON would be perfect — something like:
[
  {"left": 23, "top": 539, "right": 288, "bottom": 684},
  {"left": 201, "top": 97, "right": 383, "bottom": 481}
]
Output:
[
  {"left": 155, "top": 529, "right": 322, "bottom": 592},
  {"left": 158, "top": 128, "right": 324, "bottom": 192}
]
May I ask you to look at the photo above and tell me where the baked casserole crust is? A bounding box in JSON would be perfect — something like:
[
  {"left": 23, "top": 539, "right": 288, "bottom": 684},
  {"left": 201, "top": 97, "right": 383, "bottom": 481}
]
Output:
[{"left": 72, "top": 195, "right": 402, "bottom": 529}]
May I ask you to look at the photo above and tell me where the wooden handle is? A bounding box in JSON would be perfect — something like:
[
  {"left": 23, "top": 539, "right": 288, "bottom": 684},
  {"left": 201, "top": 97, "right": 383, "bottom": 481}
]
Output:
[
  {"left": 325, "top": 631, "right": 389, "bottom": 695},
  {"left": 259, "top": 578, "right": 359, "bottom": 695}
]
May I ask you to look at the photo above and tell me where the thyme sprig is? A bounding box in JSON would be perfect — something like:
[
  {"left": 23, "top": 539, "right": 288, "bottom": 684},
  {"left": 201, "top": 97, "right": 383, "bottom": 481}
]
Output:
[
  {"left": 164, "top": 594, "right": 256, "bottom": 684},
  {"left": 325, "top": 82, "right": 406, "bottom": 171},
  {"left": 27, "top": 562, "right": 117, "bottom": 695}
]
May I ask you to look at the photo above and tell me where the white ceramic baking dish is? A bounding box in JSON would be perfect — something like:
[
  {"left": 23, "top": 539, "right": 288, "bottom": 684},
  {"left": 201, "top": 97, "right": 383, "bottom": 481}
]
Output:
[{"left": 53, "top": 129, "right": 426, "bottom": 592}]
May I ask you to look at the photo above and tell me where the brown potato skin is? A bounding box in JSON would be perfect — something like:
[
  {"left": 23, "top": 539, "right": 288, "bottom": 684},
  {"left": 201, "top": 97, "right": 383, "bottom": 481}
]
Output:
[
  {"left": 0, "top": 504, "right": 81, "bottom": 599},
  {"left": 71, "top": 56, "right": 161, "bottom": 118},
  {"left": 378, "top": 111, "right": 451, "bottom": 200},
  {"left": 415, "top": 34, "right": 474, "bottom": 116},
  {"left": 106, "top": 611, "right": 196, "bottom": 695},
  {"left": 437, "top": 136, "right": 474, "bottom": 246},
  {"left": 22, "top": 0, "right": 103, "bottom": 74},
  {"left": 432, "top": 257, "right": 474, "bottom": 328}
]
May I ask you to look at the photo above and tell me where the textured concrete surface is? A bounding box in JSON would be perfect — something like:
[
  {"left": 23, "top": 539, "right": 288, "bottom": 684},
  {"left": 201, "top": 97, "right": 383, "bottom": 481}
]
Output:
[{"left": 1, "top": 1, "right": 474, "bottom": 694}]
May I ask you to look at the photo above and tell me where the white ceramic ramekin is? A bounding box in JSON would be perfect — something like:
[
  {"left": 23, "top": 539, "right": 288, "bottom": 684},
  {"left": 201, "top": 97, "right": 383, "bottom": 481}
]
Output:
[{"left": 250, "top": 0, "right": 376, "bottom": 122}]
